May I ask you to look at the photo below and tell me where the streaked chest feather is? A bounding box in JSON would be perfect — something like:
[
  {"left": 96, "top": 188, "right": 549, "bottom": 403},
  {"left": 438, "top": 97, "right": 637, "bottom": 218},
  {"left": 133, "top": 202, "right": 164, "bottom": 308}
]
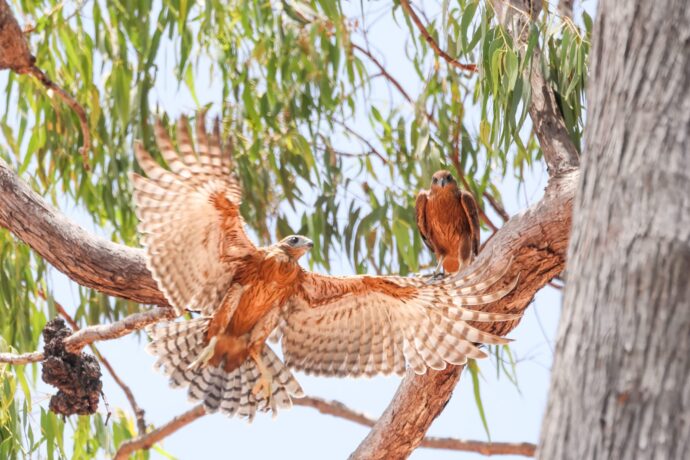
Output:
[
  {"left": 427, "top": 191, "right": 463, "bottom": 246},
  {"left": 209, "top": 251, "right": 303, "bottom": 338}
]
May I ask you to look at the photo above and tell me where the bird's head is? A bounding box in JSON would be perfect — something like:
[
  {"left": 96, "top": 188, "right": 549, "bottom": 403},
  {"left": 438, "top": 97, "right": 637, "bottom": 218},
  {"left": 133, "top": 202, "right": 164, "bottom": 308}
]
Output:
[
  {"left": 430, "top": 170, "right": 457, "bottom": 191},
  {"left": 277, "top": 235, "right": 314, "bottom": 259}
]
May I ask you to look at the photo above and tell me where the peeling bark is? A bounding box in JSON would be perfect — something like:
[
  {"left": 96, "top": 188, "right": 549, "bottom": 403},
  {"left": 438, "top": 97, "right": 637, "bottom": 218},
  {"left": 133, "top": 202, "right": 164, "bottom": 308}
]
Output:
[{"left": 538, "top": 1, "right": 690, "bottom": 458}]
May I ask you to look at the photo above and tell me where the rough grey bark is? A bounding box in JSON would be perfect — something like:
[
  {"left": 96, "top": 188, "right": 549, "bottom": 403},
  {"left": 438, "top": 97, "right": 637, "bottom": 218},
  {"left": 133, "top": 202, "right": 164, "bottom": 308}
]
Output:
[{"left": 538, "top": 1, "right": 690, "bottom": 459}]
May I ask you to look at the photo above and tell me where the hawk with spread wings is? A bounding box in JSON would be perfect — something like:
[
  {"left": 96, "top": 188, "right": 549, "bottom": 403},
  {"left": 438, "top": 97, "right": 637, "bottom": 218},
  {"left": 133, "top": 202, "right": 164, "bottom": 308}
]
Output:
[
  {"left": 131, "top": 117, "right": 519, "bottom": 421},
  {"left": 416, "top": 170, "right": 481, "bottom": 274}
]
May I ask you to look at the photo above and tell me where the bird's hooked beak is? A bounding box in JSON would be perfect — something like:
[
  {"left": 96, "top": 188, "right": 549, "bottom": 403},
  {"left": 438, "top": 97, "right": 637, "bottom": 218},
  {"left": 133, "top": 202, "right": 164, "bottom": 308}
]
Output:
[
  {"left": 291, "top": 237, "right": 314, "bottom": 260},
  {"left": 439, "top": 177, "right": 449, "bottom": 187}
]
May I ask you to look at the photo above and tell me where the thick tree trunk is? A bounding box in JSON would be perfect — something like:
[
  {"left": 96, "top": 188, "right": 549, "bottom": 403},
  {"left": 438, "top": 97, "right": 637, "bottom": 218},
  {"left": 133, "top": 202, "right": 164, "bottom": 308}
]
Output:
[{"left": 538, "top": 1, "right": 690, "bottom": 459}]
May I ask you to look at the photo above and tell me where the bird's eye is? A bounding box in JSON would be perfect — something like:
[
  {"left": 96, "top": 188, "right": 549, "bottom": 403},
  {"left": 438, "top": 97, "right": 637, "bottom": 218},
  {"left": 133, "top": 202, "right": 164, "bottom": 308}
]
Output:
[
  {"left": 446, "top": 174, "right": 452, "bottom": 181},
  {"left": 289, "top": 236, "right": 299, "bottom": 245},
  {"left": 432, "top": 178, "right": 437, "bottom": 184}
]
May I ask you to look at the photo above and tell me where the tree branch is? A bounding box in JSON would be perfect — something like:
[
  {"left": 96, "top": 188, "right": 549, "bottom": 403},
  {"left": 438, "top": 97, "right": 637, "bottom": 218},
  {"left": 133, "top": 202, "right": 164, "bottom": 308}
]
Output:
[
  {"left": 525, "top": 59, "right": 580, "bottom": 176},
  {"left": 0, "top": 0, "right": 34, "bottom": 70},
  {"left": 399, "top": 0, "right": 478, "bottom": 73},
  {"left": 62, "top": 308, "right": 174, "bottom": 353},
  {"left": 422, "top": 437, "right": 536, "bottom": 456},
  {"left": 0, "top": 308, "right": 173, "bottom": 365},
  {"left": 0, "top": 351, "right": 44, "bottom": 364},
  {"left": 351, "top": 42, "right": 414, "bottom": 105},
  {"left": 295, "top": 396, "right": 376, "bottom": 427},
  {"left": 113, "top": 405, "right": 206, "bottom": 460},
  {"left": 0, "top": 158, "right": 169, "bottom": 307},
  {"left": 300, "top": 395, "right": 538, "bottom": 456},
  {"left": 297, "top": 394, "right": 535, "bottom": 456}
]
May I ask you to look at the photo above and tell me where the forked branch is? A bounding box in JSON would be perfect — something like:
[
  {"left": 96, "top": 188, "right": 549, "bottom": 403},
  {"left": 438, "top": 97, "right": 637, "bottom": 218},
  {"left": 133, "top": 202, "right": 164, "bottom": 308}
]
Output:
[{"left": 113, "top": 397, "right": 536, "bottom": 459}]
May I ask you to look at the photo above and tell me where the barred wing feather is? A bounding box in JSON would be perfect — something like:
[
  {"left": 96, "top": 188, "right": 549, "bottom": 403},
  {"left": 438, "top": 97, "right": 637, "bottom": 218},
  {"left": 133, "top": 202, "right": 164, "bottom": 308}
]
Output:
[
  {"left": 131, "top": 116, "right": 255, "bottom": 315},
  {"left": 282, "top": 263, "right": 519, "bottom": 377}
]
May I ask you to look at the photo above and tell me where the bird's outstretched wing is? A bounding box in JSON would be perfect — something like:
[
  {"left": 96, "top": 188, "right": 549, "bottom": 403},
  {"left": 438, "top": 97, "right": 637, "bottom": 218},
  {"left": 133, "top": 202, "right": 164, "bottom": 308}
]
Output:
[
  {"left": 282, "top": 260, "right": 519, "bottom": 377},
  {"left": 131, "top": 116, "right": 255, "bottom": 315}
]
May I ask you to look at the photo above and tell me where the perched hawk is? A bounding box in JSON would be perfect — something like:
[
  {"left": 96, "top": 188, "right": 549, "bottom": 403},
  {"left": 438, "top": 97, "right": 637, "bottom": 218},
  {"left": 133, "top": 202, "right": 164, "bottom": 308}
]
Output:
[
  {"left": 416, "top": 170, "right": 481, "bottom": 274},
  {"left": 131, "top": 117, "right": 518, "bottom": 421}
]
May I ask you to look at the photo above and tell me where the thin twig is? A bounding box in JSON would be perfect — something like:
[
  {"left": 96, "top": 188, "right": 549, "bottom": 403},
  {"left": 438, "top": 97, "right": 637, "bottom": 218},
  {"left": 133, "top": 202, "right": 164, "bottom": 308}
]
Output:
[
  {"left": 22, "top": 0, "right": 89, "bottom": 34},
  {"left": 0, "top": 308, "right": 174, "bottom": 365},
  {"left": 113, "top": 404, "right": 206, "bottom": 460},
  {"left": 296, "top": 396, "right": 536, "bottom": 456},
  {"left": 332, "top": 119, "right": 389, "bottom": 164},
  {"left": 295, "top": 396, "right": 376, "bottom": 427},
  {"left": 548, "top": 280, "right": 564, "bottom": 290},
  {"left": 421, "top": 437, "right": 536, "bottom": 456},
  {"left": 350, "top": 42, "right": 438, "bottom": 128},
  {"left": 399, "top": 0, "right": 478, "bottom": 73},
  {"left": 0, "top": 351, "right": 44, "bottom": 365},
  {"left": 351, "top": 43, "right": 413, "bottom": 103},
  {"left": 317, "top": 144, "right": 383, "bottom": 162},
  {"left": 17, "top": 65, "right": 91, "bottom": 169},
  {"left": 101, "top": 389, "right": 112, "bottom": 426},
  {"left": 40, "top": 291, "right": 148, "bottom": 435},
  {"left": 63, "top": 308, "right": 174, "bottom": 352},
  {"left": 484, "top": 191, "right": 510, "bottom": 222}
]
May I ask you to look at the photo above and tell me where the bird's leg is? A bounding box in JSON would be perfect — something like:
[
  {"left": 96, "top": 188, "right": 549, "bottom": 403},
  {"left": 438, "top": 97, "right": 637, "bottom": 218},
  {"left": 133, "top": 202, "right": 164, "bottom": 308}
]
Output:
[
  {"left": 249, "top": 347, "right": 273, "bottom": 405},
  {"left": 432, "top": 256, "right": 446, "bottom": 279},
  {"left": 187, "top": 336, "right": 218, "bottom": 370}
]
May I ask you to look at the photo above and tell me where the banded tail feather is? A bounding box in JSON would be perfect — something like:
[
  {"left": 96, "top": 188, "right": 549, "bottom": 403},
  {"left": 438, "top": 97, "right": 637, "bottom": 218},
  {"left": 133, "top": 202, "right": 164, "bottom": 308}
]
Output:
[{"left": 146, "top": 318, "right": 304, "bottom": 420}]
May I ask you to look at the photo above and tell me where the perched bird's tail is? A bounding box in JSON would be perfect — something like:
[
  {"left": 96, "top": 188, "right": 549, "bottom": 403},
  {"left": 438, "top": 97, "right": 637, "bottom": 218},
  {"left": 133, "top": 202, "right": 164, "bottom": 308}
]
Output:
[
  {"left": 443, "top": 255, "right": 472, "bottom": 274},
  {"left": 146, "top": 318, "right": 304, "bottom": 421},
  {"left": 443, "top": 256, "right": 461, "bottom": 273}
]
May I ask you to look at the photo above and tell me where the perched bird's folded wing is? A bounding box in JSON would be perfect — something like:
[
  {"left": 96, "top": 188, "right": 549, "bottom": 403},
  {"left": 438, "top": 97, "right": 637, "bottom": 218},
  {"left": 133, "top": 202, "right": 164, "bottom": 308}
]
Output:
[
  {"left": 414, "top": 191, "right": 434, "bottom": 252},
  {"left": 131, "top": 116, "right": 255, "bottom": 315},
  {"left": 460, "top": 190, "right": 481, "bottom": 257},
  {"left": 282, "top": 262, "right": 520, "bottom": 377}
]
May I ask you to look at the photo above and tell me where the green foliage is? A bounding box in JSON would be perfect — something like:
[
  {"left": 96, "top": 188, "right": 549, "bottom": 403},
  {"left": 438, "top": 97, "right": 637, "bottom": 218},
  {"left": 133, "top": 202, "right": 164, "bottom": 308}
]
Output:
[{"left": 0, "top": 0, "right": 591, "bottom": 456}]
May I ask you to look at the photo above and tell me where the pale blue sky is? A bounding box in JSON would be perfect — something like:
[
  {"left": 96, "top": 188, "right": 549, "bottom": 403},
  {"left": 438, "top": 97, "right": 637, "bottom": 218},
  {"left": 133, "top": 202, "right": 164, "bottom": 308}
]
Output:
[{"left": 5, "top": 1, "right": 597, "bottom": 458}]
